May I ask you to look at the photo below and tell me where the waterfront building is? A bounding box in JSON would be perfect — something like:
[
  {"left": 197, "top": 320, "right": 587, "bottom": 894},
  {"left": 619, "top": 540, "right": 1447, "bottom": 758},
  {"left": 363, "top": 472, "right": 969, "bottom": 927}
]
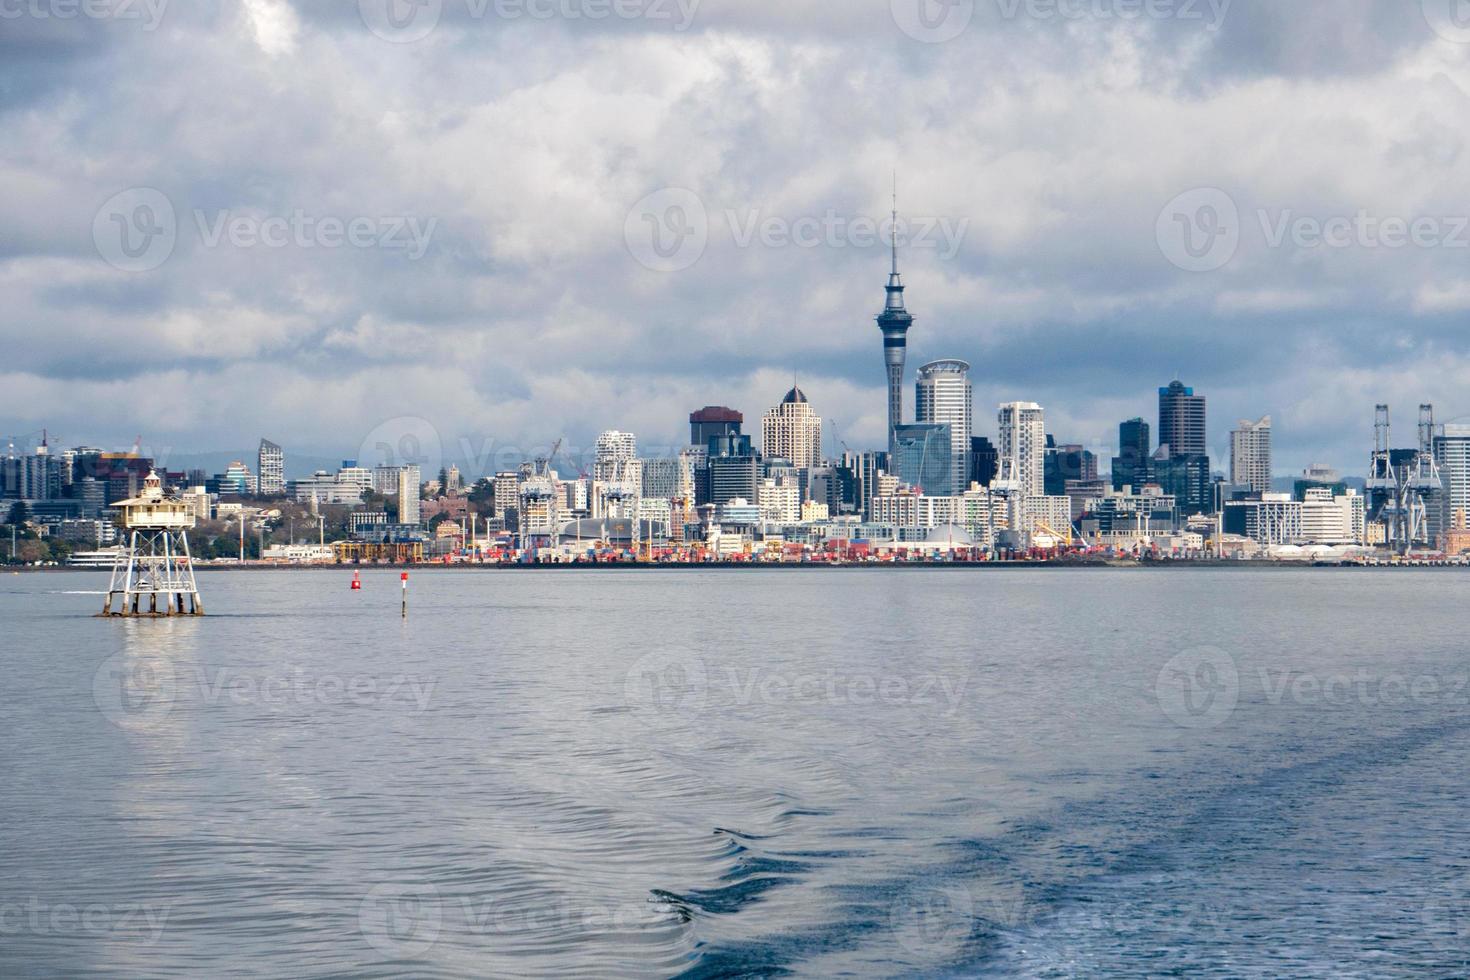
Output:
[
  {"left": 997, "top": 402, "right": 1046, "bottom": 498},
  {"left": 762, "top": 387, "right": 823, "bottom": 471},
  {"left": 916, "top": 359, "right": 972, "bottom": 494},
  {"left": 1230, "top": 416, "right": 1272, "bottom": 494},
  {"left": 257, "top": 439, "right": 285, "bottom": 496},
  {"left": 1158, "top": 380, "right": 1207, "bottom": 457},
  {"left": 1300, "top": 487, "right": 1366, "bottom": 545}
]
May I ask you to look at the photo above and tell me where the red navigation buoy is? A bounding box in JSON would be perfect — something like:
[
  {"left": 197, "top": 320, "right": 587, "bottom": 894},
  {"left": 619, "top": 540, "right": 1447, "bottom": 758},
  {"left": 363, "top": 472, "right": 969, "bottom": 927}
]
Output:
[{"left": 351, "top": 570, "right": 362, "bottom": 591}]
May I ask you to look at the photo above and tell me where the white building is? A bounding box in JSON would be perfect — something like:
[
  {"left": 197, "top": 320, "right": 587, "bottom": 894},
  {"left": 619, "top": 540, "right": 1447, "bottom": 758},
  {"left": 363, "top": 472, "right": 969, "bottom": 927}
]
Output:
[
  {"left": 257, "top": 439, "right": 285, "bottom": 496},
  {"left": 397, "top": 465, "right": 421, "bottom": 527},
  {"left": 1022, "top": 495, "right": 1074, "bottom": 536},
  {"left": 1230, "top": 416, "right": 1272, "bottom": 494},
  {"left": 759, "top": 476, "right": 801, "bottom": 525},
  {"left": 997, "top": 402, "right": 1046, "bottom": 498},
  {"left": 916, "top": 360, "right": 972, "bottom": 494},
  {"left": 1300, "top": 487, "right": 1366, "bottom": 545},
  {"left": 761, "top": 387, "right": 823, "bottom": 470}
]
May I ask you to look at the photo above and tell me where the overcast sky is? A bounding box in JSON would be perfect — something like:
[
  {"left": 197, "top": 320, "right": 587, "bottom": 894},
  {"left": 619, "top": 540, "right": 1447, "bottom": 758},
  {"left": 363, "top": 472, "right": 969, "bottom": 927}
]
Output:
[{"left": 2, "top": 0, "right": 1468, "bottom": 478}]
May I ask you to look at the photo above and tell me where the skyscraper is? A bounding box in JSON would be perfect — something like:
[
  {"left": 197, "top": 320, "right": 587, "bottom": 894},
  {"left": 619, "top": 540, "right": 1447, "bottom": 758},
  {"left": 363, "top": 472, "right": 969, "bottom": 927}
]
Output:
[
  {"left": 397, "top": 465, "right": 421, "bottom": 526},
  {"left": 876, "top": 198, "right": 914, "bottom": 461},
  {"left": 1158, "top": 380, "right": 1207, "bottom": 457},
  {"left": 257, "top": 439, "right": 284, "bottom": 496},
  {"left": 1230, "top": 416, "right": 1273, "bottom": 493},
  {"left": 892, "top": 423, "right": 952, "bottom": 495},
  {"left": 997, "top": 402, "right": 1046, "bottom": 498},
  {"left": 1111, "top": 418, "right": 1153, "bottom": 491},
  {"left": 761, "top": 387, "right": 823, "bottom": 470},
  {"left": 1434, "top": 425, "right": 1470, "bottom": 547},
  {"left": 916, "top": 359, "right": 972, "bottom": 494}
]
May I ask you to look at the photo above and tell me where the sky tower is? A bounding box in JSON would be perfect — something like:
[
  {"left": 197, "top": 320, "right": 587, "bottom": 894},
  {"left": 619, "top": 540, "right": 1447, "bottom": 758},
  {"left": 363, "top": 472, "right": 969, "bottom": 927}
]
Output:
[{"left": 876, "top": 185, "right": 914, "bottom": 461}]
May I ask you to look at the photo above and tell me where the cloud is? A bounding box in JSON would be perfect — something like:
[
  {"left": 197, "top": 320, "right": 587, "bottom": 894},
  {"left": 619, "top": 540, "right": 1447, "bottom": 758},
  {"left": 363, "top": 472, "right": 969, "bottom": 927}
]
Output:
[{"left": 2, "top": 1, "right": 1468, "bottom": 476}]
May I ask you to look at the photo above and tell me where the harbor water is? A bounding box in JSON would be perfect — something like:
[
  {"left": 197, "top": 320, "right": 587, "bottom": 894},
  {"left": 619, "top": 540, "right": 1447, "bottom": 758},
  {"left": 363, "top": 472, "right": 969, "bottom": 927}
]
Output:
[{"left": 3, "top": 568, "right": 1468, "bottom": 977}]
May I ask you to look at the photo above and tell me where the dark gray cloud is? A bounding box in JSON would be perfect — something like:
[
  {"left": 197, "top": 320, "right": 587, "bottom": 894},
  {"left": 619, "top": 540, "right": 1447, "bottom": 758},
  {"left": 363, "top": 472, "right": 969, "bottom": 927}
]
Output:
[{"left": 1, "top": 0, "right": 1467, "bottom": 478}]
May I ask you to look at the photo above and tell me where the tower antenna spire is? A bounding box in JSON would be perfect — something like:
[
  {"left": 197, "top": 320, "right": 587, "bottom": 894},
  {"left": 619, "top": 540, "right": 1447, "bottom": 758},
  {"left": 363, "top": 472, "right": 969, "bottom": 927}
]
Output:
[{"left": 891, "top": 170, "right": 899, "bottom": 275}]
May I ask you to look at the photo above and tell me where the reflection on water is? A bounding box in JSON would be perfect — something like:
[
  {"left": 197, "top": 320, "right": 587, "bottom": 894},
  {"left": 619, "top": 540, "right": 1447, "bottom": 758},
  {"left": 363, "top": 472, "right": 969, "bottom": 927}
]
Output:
[{"left": 2, "top": 569, "right": 1467, "bottom": 977}]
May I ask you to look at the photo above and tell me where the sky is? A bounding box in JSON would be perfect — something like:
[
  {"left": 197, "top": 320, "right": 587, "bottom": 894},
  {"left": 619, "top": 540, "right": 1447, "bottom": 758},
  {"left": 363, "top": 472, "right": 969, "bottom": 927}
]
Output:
[{"left": 2, "top": 0, "right": 1469, "bottom": 480}]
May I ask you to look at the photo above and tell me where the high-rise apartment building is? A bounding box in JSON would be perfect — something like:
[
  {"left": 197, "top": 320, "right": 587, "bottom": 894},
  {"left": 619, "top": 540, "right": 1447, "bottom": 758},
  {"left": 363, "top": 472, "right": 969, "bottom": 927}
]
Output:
[
  {"left": 997, "top": 402, "right": 1046, "bottom": 498},
  {"left": 916, "top": 359, "right": 972, "bottom": 494},
  {"left": 1230, "top": 416, "right": 1273, "bottom": 493},
  {"left": 761, "top": 387, "right": 822, "bottom": 470},
  {"left": 397, "top": 465, "right": 421, "bottom": 526},
  {"left": 257, "top": 439, "right": 284, "bottom": 496},
  {"left": 1434, "top": 425, "right": 1470, "bottom": 547}
]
